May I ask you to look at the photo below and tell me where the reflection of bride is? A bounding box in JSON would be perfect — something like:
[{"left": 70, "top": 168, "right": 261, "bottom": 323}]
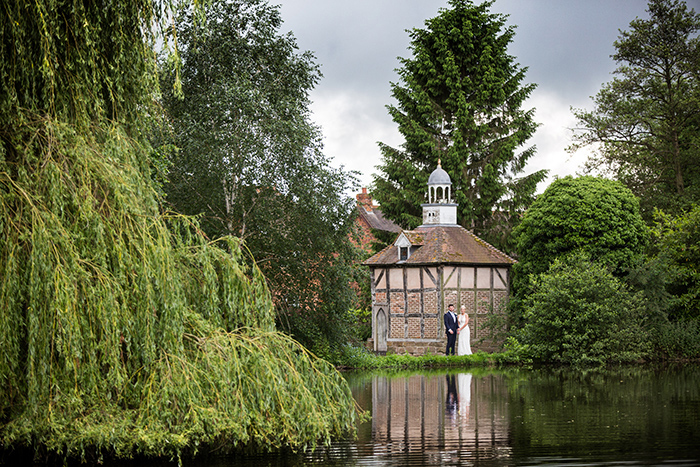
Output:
[
  {"left": 458, "top": 373, "right": 472, "bottom": 418},
  {"left": 457, "top": 306, "right": 472, "bottom": 355}
]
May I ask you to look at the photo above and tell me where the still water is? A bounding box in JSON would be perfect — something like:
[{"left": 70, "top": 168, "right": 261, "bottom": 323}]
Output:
[{"left": 198, "top": 364, "right": 700, "bottom": 466}]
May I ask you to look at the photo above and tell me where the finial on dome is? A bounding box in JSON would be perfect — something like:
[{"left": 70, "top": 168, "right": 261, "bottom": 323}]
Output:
[{"left": 437, "top": 158, "right": 441, "bottom": 168}]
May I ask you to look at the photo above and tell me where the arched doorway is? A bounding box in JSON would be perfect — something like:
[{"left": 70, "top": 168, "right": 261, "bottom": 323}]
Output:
[{"left": 374, "top": 307, "right": 387, "bottom": 353}]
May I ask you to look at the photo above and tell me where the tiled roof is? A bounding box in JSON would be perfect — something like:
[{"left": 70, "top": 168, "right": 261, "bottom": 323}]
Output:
[
  {"left": 363, "top": 225, "right": 516, "bottom": 266},
  {"left": 357, "top": 205, "right": 401, "bottom": 233},
  {"left": 403, "top": 230, "right": 426, "bottom": 245}
]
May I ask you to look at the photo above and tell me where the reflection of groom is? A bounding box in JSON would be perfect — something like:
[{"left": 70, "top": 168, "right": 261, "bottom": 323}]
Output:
[
  {"left": 444, "top": 304, "right": 458, "bottom": 355},
  {"left": 445, "top": 374, "right": 458, "bottom": 417}
]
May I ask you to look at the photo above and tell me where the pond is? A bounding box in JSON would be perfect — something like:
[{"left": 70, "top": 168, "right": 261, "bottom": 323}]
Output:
[{"left": 151, "top": 364, "right": 700, "bottom": 466}]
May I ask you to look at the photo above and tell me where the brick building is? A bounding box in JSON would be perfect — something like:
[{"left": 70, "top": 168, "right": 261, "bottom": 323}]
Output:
[
  {"left": 354, "top": 187, "right": 401, "bottom": 254},
  {"left": 363, "top": 162, "right": 515, "bottom": 355}
]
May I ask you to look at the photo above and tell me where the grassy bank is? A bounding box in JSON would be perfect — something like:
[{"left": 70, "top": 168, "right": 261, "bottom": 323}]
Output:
[
  {"left": 328, "top": 339, "right": 700, "bottom": 370},
  {"left": 329, "top": 344, "right": 524, "bottom": 370}
]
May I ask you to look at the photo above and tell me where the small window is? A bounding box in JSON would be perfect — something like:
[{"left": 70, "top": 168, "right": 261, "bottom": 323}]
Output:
[{"left": 399, "top": 247, "right": 409, "bottom": 261}]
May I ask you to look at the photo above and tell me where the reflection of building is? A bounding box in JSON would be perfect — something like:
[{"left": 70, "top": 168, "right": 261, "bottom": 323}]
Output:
[
  {"left": 364, "top": 162, "right": 515, "bottom": 354},
  {"left": 371, "top": 373, "right": 511, "bottom": 458}
]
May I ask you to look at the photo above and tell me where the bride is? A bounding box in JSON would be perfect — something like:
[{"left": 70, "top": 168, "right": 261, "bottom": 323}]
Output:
[{"left": 457, "top": 305, "right": 472, "bottom": 355}]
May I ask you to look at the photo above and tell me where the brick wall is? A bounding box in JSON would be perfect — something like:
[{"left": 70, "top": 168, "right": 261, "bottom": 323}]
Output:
[
  {"left": 476, "top": 291, "right": 491, "bottom": 313},
  {"left": 407, "top": 317, "right": 421, "bottom": 338},
  {"left": 390, "top": 291, "right": 405, "bottom": 314},
  {"left": 352, "top": 189, "right": 379, "bottom": 254},
  {"left": 444, "top": 290, "right": 458, "bottom": 308},
  {"left": 386, "top": 340, "right": 445, "bottom": 356},
  {"left": 424, "top": 290, "right": 438, "bottom": 312},
  {"left": 353, "top": 216, "right": 377, "bottom": 253},
  {"left": 424, "top": 315, "right": 439, "bottom": 339},
  {"left": 408, "top": 292, "right": 421, "bottom": 314},
  {"left": 493, "top": 290, "right": 507, "bottom": 313},
  {"left": 460, "top": 290, "right": 475, "bottom": 313},
  {"left": 390, "top": 317, "right": 404, "bottom": 340},
  {"left": 375, "top": 291, "right": 387, "bottom": 304}
]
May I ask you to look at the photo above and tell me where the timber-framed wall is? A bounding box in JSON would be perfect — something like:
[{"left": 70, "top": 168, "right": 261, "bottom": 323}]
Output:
[{"left": 370, "top": 264, "right": 509, "bottom": 355}]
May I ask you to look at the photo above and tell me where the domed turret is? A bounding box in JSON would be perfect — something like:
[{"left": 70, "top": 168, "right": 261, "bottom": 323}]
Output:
[
  {"left": 428, "top": 162, "right": 451, "bottom": 185},
  {"left": 427, "top": 159, "right": 453, "bottom": 204},
  {"left": 421, "top": 159, "right": 457, "bottom": 226}
]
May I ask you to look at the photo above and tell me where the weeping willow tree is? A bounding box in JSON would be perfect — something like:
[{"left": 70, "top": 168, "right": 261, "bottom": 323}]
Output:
[{"left": 0, "top": 0, "right": 357, "bottom": 462}]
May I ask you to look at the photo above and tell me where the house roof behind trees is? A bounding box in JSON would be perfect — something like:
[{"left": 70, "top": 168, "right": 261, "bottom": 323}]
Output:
[{"left": 356, "top": 188, "right": 401, "bottom": 233}]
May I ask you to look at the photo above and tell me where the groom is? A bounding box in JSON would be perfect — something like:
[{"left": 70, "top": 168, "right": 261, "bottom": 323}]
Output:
[{"left": 444, "top": 304, "right": 458, "bottom": 355}]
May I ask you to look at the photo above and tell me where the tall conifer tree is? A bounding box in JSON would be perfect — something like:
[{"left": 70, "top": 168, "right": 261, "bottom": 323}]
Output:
[
  {"left": 372, "top": 0, "right": 546, "bottom": 252},
  {"left": 571, "top": 0, "right": 700, "bottom": 220}
]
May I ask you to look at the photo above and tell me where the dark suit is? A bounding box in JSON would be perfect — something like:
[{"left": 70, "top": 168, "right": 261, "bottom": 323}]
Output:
[
  {"left": 445, "top": 374, "right": 458, "bottom": 417},
  {"left": 444, "top": 309, "right": 458, "bottom": 355}
]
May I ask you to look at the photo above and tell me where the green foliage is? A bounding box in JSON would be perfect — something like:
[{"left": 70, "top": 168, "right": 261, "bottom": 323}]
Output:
[
  {"left": 499, "top": 337, "right": 533, "bottom": 365},
  {"left": 571, "top": 0, "right": 700, "bottom": 220},
  {"left": 158, "top": 0, "right": 360, "bottom": 353},
  {"left": 623, "top": 255, "right": 674, "bottom": 324},
  {"left": 0, "top": 0, "right": 162, "bottom": 130},
  {"left": 350, "top": 259, "right": 372, "bottom": 315},
  {"left": 517, "top": 252, "right": 651, "bottom": 365},
  {"left": 372, "top": 0, "right": 546, "bottom": 252},
  {"left": 650, "top": 206, "right": 700, "bottom": 320},
  {"left": 513, "top": 176, "right": 648, "bottom": 287},
  {"left": 0, "top": 0, "right": 357, "bottom": 460},
  {"left": 369, "top": 227, "right": 397, "bottom": 255},
  {"left": 651, "top": 318, "right": 700, "bottom": 358},
  {"left": 510, "top": 176, "right": 648, "bottom": 329},
  {"left": 348, "top": 308, "right": 372, "bottom": 342},
  {"left": 0, "top": 117, "right": 357, "bottom": 460}
]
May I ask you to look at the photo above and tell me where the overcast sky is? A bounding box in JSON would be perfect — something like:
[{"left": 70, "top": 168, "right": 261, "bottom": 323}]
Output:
[{"left": 276, "top": 0, "right": 700, "bottom": 194}]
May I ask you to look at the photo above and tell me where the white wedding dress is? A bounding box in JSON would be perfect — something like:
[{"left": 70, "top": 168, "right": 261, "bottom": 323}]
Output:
[
  {"left": 458, "top": 373, "right": 472, "bottom": 418},
  {"left": 457, "top": 314, "right": 472, "bottom": 355}
]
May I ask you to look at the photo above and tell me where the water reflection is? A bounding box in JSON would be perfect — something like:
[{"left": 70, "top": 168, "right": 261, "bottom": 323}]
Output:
[
  {"left": 368, "top": 370, "right": 512, "bottom": 464},
  {"left": 185, "top": 365, "right": 700, "bottom": 466},
  {"left": 344, "top": 366, "right": 700, "bottom": 466}
]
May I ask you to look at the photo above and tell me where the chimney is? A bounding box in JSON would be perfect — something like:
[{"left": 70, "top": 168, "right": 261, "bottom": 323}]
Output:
[{"left": 356, "top": 187, "right": 373, "bottom": 211}]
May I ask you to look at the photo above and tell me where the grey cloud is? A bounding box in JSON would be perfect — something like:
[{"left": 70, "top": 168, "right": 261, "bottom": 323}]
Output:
[{"left": 276, "top": 0, "right": 699, "bottom": 189}]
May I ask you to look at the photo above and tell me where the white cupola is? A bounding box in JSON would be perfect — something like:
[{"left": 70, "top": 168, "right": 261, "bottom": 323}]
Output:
[{"left": 421, "top": 160, "right": 457, "bottom": 226}]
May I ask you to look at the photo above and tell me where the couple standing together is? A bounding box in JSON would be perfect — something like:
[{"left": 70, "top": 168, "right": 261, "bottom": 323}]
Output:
[{"left": 444, "top": 304, "right": 471, "bottom": 356}]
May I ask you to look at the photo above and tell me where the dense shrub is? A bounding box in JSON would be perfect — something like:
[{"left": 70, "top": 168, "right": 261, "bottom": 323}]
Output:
[
  {"left": 651, "top": 206, "right": 700, "bottom": 320},
  {"left": 509, "top": 176, "right": 648, "bottom": 329},
  {"left": 349, "top": 308, "right": 372, "bottom": 342},
  {"left": 518, "top": 252, "right": 651, "bottom": 365},
  {"left": 651, "top": 319, "right": 700, "bottom": 359},
  {"left": 513, "top": 176, "right": 648, "bottom": 277}
]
